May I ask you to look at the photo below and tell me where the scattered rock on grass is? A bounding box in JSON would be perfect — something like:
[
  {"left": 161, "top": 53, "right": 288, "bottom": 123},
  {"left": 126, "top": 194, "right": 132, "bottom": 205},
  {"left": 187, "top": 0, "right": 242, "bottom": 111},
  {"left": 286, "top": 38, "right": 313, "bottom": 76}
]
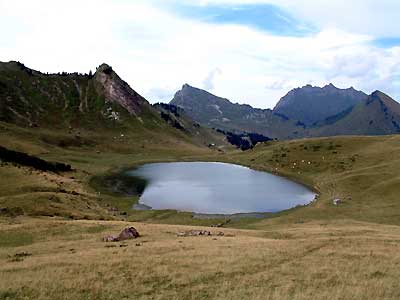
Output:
[
  {"left": 176, "top": 230, "right": 228, "bottom": 237},
  {"left": 177, "top": 230, "right": 211, "bottom": 237},
  {"left": 8, "top": 251, "right": 32, "bottom": 262}
]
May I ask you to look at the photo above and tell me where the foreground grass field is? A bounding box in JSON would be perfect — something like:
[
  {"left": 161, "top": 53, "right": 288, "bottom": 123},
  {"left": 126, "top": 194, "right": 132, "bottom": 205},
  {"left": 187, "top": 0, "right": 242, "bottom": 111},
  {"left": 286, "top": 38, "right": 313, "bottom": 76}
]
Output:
[
  {"left": 1, "top": 217, "right": 400, "bottom": 300},
  {"left": 2, "top": 121, "right": 400, "bottom": 299}
]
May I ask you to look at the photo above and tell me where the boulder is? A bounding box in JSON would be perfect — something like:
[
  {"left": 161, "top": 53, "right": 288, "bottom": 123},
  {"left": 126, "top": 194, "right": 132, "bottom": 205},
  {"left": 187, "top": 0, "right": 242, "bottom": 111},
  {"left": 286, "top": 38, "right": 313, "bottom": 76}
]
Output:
[
  {"left": 103, "top": 227, "right": 140, "bottom": 242},
  {"left": 118, "top": 227, "right": 140, "bottom": 240}
]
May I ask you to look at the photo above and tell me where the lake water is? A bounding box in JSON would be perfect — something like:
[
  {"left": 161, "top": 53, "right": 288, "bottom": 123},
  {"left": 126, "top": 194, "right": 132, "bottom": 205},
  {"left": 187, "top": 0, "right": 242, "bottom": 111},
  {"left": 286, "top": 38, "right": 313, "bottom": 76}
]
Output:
[{"left": 128, "top": 162, "right": 316, "bottom": 215}]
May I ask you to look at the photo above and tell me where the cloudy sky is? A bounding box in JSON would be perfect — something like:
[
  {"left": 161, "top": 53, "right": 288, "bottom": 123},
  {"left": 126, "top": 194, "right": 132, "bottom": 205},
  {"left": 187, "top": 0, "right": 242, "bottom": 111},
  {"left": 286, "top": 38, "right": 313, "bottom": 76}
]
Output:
[{"left": 1, "top": 0, "right": 400, "bottom": 108}]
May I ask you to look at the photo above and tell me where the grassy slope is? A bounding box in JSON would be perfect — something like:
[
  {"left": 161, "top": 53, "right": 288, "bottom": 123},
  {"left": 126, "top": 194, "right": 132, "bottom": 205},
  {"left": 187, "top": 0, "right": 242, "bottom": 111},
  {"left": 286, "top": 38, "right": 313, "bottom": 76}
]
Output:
[
  {"left": 0, "top": 120, "right": 232, "bottom": 224},
  {"left": 221, "top": 135, "right": 400, "bottom": 227}
]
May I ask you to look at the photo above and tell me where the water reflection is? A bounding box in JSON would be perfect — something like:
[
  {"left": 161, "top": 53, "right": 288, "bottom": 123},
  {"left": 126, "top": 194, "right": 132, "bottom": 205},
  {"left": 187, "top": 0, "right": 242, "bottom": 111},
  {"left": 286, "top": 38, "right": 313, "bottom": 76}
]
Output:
[{"left": 128, "top": 162, "right": 315, "bottom": 214}]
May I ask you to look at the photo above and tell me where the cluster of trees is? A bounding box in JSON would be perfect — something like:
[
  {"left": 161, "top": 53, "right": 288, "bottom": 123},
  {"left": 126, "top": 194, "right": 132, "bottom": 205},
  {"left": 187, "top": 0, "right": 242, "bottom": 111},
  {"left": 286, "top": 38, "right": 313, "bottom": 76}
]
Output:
[
  {"left": 154, "top": 103, "right": 181, "bottom": 117},
  {"left": 0, "top": 145, "right": 72, "bottom": 173},
  {"left": 215, "top": 129, "right": 272, "bottom": 151},
  {"left": 14, "top": 61, "right": 94, "bottom": 78},
  {"left": 54, "top": 70, "right": 93, "bottom": 78},
  {"left": 160, "top": 112, "right": 185, "bottom": 130}
]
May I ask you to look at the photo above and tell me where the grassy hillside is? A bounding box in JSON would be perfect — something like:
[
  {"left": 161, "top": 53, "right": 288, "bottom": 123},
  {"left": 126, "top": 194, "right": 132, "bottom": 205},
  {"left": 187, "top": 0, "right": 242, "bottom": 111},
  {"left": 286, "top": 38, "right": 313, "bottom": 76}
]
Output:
[
  {"left": 0, "top": 120, "right": 234, "bottom": 224},
  {"left": 2, "top": 119, "right": 400, "bottom": 226},
  {"left": 220, "top": 135, "right": 400, "bottom": 227}
]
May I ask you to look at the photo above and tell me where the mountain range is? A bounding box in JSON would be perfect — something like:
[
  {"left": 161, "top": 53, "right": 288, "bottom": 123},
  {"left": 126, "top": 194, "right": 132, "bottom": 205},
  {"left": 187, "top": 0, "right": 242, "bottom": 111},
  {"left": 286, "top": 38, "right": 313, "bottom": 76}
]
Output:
[
  {"left": 170, "top": 83, "right": 400, "bottom": 140},
  {"left": 2, "top": 60, "right": 400, "bottom": 150}
]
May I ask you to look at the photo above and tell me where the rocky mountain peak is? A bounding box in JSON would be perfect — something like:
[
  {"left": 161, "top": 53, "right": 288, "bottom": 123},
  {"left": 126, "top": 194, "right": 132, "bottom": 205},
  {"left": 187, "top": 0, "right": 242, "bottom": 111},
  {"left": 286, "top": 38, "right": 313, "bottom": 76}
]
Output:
[
  {"left": 371, "top": 90, "right": 384, "bottom": 98},
  {"left": 323, "top": 83, "right": 337, "bottom": 90},
  {"left": 96, "top": 63, "right": 113, "bottom": 75}
]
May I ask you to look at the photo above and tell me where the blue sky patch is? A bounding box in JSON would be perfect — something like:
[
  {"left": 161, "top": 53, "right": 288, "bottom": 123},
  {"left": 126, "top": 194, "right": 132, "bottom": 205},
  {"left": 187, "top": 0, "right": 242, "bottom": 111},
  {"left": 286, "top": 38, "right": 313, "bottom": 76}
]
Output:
[
  {"left": 373, "top": 37, "right": 400, "bottom": 48},
  {"left": 166, "top": 3, "right": 316, "bottom": 37}
]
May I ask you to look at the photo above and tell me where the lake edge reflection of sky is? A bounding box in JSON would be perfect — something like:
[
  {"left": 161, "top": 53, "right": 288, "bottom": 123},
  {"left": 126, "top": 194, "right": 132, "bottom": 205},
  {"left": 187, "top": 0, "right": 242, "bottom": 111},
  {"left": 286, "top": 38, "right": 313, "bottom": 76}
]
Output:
[{"left": 128, "top": 162, "right": 316, "bottom": 215}]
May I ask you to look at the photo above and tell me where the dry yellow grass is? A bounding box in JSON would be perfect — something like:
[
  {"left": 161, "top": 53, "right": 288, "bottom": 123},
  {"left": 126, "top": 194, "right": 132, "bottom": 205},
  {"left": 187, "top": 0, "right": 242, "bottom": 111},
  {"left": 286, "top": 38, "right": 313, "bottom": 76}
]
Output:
[{"left": 1, "top": 217, "right": 400, "bottom": 300}]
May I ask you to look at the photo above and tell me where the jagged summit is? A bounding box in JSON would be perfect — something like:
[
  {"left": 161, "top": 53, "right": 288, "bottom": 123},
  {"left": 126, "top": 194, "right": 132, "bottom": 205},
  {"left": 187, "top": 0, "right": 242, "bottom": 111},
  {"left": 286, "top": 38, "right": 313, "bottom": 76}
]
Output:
[
  {"left": 323, "top": 83, "right": 337, "bottom": 90},
  {"left": 96, "top": 63, "right": 112, "bottom": 72},
  {"left": 370, "top": 90, "right": 386, "bottom": 99}
]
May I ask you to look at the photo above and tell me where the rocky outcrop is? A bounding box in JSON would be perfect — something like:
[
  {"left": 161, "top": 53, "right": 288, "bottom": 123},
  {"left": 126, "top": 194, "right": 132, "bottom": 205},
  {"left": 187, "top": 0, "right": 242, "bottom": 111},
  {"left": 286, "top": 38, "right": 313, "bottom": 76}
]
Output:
[{"left": 94, "top": 64, "right": 148, "bottom": 116}]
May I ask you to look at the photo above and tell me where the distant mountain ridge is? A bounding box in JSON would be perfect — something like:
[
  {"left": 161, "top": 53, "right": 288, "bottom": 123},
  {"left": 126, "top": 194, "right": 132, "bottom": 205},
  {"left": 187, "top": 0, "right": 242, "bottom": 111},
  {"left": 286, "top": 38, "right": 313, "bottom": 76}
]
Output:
[
  {"left": 170, "top": 84, "right": 306, "bottom": 140},
  {"left": 170, "top": 83, "right": 400, "bottom": 139},
  {"left": 274, "top": 83, "right": 368, "bottom": 126},
  {"left": 311, "top": 91, "right": 400, "bottom": 137}
]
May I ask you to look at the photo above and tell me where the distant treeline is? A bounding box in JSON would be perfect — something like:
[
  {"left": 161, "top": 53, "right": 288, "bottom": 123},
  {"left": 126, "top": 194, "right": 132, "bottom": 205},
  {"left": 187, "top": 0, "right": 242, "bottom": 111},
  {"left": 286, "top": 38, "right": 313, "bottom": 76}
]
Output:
[
  {"left": 153, "top": 103, "right": 186, "bottom": 131},
  {"left": 154, "top": 103, "right": 181, "bottom": 117},
  {"left": 13, "top": 61, "right": 94, "bottom": 78},
  {"left": 0, "top": 146, "right": 72, "bottom": 173},
  {"left": 215, "top": 129, "right": 272, "bottom": 150}
]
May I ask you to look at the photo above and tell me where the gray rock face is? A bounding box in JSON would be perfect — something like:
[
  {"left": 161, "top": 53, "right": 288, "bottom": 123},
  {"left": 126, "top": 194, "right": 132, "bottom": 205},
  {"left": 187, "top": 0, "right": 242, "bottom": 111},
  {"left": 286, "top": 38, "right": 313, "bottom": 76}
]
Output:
[
  {"left": 273, "top": 84, "right": 367, "bottom": 126},
  {"left": 94, "top": 64, "right": 148, "bottom": 116}
]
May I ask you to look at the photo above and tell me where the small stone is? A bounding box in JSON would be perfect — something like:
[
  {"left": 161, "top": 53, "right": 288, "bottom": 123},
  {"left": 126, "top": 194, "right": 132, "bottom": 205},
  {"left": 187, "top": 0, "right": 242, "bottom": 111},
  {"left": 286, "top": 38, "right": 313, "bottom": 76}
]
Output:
[{"left": 333, "top": 198, "right": 342, "bottom": 206}]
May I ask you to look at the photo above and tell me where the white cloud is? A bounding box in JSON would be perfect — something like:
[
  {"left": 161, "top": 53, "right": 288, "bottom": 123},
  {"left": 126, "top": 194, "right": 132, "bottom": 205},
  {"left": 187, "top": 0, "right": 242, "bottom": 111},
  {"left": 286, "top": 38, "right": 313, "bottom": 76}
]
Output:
[
  {"left": 193, "top": 0, "right": 400, "bottom": 37},
  {"left": 0, "top": 0, "right": 400, "bottom": 109},
  {"left": 202, "top": 68, "right": 222, "bottom": 91}
]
